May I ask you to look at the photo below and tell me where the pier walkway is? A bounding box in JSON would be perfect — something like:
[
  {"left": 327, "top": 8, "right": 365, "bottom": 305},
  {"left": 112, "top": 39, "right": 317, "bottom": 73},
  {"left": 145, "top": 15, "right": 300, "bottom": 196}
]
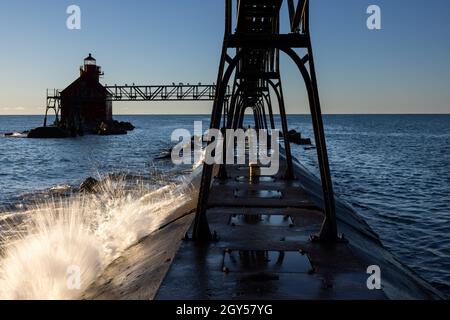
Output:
[
  {"left": 155, "top": 153, "right": 387, "bottom": 299},
  {"left": 83, "top": 148, "right": 440, "bottom": 300}
]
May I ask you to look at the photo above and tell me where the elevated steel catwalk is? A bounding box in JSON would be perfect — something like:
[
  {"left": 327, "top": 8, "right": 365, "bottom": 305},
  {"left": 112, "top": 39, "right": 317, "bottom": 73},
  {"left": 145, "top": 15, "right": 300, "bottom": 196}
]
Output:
[
  {"left": 193, "top": 0, "right": 338, "bottom": 242},
  {"left": 46, "top": 84, "right": 230, "bottom": 102},
  {"left": 104, "top": 84, "right": 231, "bottom": 101}
]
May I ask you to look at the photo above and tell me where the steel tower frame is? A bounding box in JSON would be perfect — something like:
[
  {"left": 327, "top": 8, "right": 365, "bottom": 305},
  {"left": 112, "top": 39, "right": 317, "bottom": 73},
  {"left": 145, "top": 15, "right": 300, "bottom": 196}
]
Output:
[{"left": 193, "top": 0, "right": 338, "bottom": 242}]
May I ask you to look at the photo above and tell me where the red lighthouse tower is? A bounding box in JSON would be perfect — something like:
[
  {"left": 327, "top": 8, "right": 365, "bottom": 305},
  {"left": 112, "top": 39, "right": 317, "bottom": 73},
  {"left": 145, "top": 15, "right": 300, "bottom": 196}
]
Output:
[{"left": 60, "top": 54, "right": 112, "bottom": 135}]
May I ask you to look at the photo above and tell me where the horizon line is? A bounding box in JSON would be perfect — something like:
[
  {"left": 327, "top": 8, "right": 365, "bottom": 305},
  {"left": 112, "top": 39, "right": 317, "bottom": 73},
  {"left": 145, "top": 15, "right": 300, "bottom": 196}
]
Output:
[{"left": 1, "top": 113, "right": 450, "bottom": 116}]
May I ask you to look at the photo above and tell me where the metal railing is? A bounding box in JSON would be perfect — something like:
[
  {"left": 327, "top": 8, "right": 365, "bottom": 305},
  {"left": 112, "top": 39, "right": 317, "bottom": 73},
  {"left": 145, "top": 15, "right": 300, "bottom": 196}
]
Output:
[{"left": 104, "top": 84, "right": 230, "bottom": 101}]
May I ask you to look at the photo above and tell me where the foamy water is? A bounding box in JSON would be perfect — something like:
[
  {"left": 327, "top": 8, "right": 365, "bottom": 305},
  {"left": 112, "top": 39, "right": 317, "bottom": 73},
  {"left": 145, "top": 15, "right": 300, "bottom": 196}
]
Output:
[{"left": 0, "top": 174, "right": 196, "bottom": 300}]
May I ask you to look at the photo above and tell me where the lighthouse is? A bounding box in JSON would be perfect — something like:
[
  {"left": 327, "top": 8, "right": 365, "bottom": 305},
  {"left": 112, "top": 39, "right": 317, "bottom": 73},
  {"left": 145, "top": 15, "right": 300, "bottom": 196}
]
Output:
[{"left": 59, "top": 54, "right": 112, "bottom": 135}]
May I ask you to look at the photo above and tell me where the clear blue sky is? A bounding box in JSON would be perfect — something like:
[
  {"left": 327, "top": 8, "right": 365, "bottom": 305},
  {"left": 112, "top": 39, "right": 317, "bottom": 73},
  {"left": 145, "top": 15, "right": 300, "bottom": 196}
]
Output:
[{"left": 0, "top": 0, "right": 449, "bottom": 114}]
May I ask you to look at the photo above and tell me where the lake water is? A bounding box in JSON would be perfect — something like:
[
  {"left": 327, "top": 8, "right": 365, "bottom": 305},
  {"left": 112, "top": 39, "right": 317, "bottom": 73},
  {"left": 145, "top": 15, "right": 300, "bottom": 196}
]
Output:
[{"left": 0, "top": 114, "right": 449, "bottom": 297}]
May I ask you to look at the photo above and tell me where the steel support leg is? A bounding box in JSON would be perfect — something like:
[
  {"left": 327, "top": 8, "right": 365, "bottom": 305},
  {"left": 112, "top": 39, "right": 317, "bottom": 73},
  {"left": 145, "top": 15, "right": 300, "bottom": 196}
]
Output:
[
  {"left": 281, "top": 46, "right": 338, "bottom": 242},
  {"left": 268, "top": 79, "right": 295, "bottom": 180},
  {"left": 193, "top": 50, "right": 242, "bottom": 241}
]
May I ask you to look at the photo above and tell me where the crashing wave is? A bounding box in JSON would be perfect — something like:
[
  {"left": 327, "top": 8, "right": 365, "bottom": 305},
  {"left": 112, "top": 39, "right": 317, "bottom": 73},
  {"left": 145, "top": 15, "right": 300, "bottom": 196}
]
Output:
[{"left": 0, "top": 170, "right": 197, "bottom": 300}]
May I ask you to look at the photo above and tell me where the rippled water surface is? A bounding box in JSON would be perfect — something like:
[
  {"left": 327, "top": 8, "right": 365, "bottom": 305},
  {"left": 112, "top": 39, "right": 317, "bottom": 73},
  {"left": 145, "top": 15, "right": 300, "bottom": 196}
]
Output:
[{"left": 1, "top": 114, "right": 449, "bottom": 296}]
